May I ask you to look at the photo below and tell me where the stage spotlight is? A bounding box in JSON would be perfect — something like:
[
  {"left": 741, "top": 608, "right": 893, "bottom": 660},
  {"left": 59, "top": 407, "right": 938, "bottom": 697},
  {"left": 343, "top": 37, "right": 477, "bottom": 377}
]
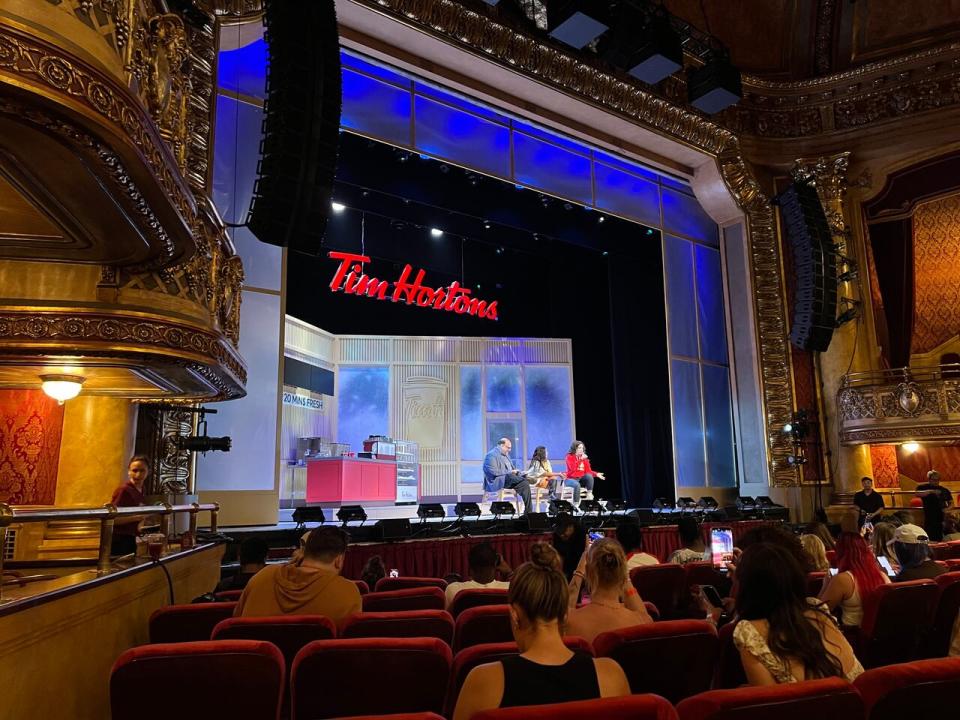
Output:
[
  {"left": 580, "top": 499, "right": 604, "bottom": 515},
  {"left": 653, "top": 497, "right": 675, "bottom": 510},
  {"left": 755, "top": 496, "right": 776, "bottom": 508},
  {"left": 291, "top": 506, "right": 325, "bottom": 528},
  {"left": 546, "top": 0, "right": 609, "bottom": 49},
  {"left": 331, "top": 201, "right": 346, "bottom": 213},
  {"left": 676, "top": 497, "right": 698, "bottom": 509},
  {"left": 490, "top": 501, "right": 516, "bottom": 517},
  {"left": 697, "top": 496, "right": 719, "bottom": 510},
  {"left": 430, "top": 227, "right": 443, "bottom": 237},
  {"left": 687, "top": 51, "right": 742, "bottom": 114},
  {"left": 786, "top": 454, "right": 808, "bottom": 466},
  {"left": 736, "top": 496, "right": 756, "bottom": 509},
  {"left": 605, "top": 498, "right": 627, "bottom": 513},
  {"left": 600, "top": 8, "right": 682, "bottom": 85},
  {"left": 455, "top": 502, "right": 482, "bottom": 518},
  {"left": 337, "top": 505, "right": 367, "bottom": 524},
  {"left": 376, "top": 518, "right": 411, "bottom": 540},
  {"left": 783, "top": 422, "right": 793, "bottom": 434},
  {"left": 417, "top": 503, "right": 445, "bottom": 520},
  {"left": 549, "top": 498, "right": 575, "bottom": 516}
]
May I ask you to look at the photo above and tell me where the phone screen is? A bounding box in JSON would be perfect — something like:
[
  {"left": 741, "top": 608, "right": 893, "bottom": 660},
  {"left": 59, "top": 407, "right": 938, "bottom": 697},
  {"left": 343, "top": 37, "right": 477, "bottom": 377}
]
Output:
[
  {"left": 877, "top": 556, "right": 893, "bottom": 575},
  {"left": 701, "top": 584, "right": 723, "bottom": 608},
  {"left": 829, "top": 567, "right": 839, "bottom": 576},
  {"left": 389, "top": 569, "right": 399, "bottom": 578},
  {"left": 588, "top": 531, "right": 604, "bottom": 543},
  {"left": 710, "top": 527, "right": 734, "bottom": 567}
]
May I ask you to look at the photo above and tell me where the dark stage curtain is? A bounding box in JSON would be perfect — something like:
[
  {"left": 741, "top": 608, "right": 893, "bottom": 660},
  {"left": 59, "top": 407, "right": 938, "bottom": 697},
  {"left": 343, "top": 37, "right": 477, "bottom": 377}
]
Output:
[
  {"left": 869, "top": 218, "right": 914, "bottom": 368},
  {"left": 607, "top": 253, "right": 675, "bottom": 507}
]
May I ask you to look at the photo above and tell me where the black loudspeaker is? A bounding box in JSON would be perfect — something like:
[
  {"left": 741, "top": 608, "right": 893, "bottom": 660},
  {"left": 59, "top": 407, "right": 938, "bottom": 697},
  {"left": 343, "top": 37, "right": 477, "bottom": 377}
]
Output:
[
  {"left": 246, "top": 0, "right": 342, "bottom": 253},
  {"left": 775, "top": 181, "right": 838, "bottom": 352},
  {"left": 526, "top": 513, "right": 549, "bottom": 531},
  {"left": 377, "top": 518, "right": 411, "bottom": 541}
]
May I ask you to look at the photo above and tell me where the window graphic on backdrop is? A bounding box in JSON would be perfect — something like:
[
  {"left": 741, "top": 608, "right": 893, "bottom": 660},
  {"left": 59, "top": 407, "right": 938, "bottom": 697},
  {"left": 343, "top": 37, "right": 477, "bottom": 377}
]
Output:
[{"left": 402, "top": 376, "right": 448, "bottom": 450}]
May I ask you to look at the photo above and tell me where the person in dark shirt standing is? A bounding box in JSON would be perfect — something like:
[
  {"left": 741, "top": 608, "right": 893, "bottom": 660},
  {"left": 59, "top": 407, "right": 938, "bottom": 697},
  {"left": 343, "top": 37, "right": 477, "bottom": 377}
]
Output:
[
  {"left": 915, "top": 470, "right": 953, "bottom": 541},
  {"left": 853, "top": 477, "right": 885, "bottom": 528},
  {"left": 110, "top": 455, "right": 150, "bottom": 556}
]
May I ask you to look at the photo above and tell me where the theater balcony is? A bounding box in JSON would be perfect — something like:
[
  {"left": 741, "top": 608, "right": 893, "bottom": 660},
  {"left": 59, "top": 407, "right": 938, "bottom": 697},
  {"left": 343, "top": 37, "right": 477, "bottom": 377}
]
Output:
[{"left": 0, "top": 0, "right": 245, "bottom": 400}]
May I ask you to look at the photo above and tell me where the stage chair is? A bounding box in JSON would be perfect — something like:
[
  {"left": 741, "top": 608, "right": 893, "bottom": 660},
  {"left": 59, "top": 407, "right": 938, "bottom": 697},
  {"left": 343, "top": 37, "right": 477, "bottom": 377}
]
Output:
[
  {"left": 676, "top": 677, "right": 862, "bottom": 720},
  {"left": 354, "top": 579, "right": 370, "bottom": 595},
  {"left": 375, "top": 576, "right": 447, "bottom": 593},
  {"left": 593, "top": 619, "right": 718, "bottom": 703},
  {"left": 449, "top": 588, "right": 509, "bottom": 618},
  {"left": 148, "top": 602, "right": 237, "bottom": 644},
  {"left": 291, "top": 637, "right": 452, "bottom": 719},
  {"left": 340, "top": 609, "right": 455, "bottom": 646},
  {"left": 714, "top": 621, "right": 747, "bottom": 689},
  {"left": 470, "top": 695, "right": 679, "bottom": 720},
  {"left": 111, "top": 640, "right": 284, "bottom": 720},
  {"left": 481, "top": 487, "right": 525, "bottom": 515},
  {"left": 921, "top": 571, "right": 960, "bottom": 658},
  {"left": 630, "top": 564, "right": 686, "bottom": 619},
  {"left": 444, "top": 638, "right": 594, "bottom": 718},
  {"left": 214, "top": 589, "right": 244, "bottom": 601},
  {"left": 362, "top": 587, "right": 446, "bottom": 612},
  {"left": 453, "top": 605, "right": 514, "bottom": 653},
  {"left": 856, "top": 579, "right": 938, "bottom": 667},
  {"left": 853, "top": 657, "right": 960, "bottom": 720},
  {"left": 529, "top": 484, "right": 550, "bottom": 513},
  {"left": 211, "top": 614, "right": 336, "bottom": 668}
]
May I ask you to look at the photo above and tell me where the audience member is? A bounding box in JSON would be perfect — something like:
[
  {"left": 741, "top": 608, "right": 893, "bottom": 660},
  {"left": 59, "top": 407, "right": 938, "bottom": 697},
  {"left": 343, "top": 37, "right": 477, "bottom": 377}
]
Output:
[
  {"left": 552, "top": 513, "right": 586, "bottom": 580},
  {"left": 445, "top": 542, "right": 511, "bottom": 609},
  {"left": 890, "top": 510, "right": 915, "bottom": 527},
  {"left": 109, "top": 455, "right": 151, "bottom": 556},
  {"left": 739, "top": 524, "right": 816, "bottom": 573},
  {"left": 667, "top": 517, "right": 708, "bottom": 565},
  {"left": 915, "top": 470, "right": 953, "bottom": 541},
  {"left": 452, "top": 543, "right": 629, "bottom": 720},
  {"left": 217, "top": 537, "right": 268, "bottom": 592},
  {"left": 235, "top": 527, "right": 361, "bottom": 624},
  {"left": 804, "top": 522, "right": 836, "bottom": 551},
  {"left": 360, "top": 555, "right": 386, "bottom": 591},
  {"left": 819, "top": 532, "right": 889, "bottom": 627},
  {"left": 800, "top": 534, "right": 830, "bottom": 573},
  {"left": 871, "top": 522, "right": 900, "bottom": 575},
  {"left": 566, "top": 538, "right": 653, "bottom": 643},
  {"left": 615, "top": 520, "right": 658, "bottom": 569},
  {"left": 890, "top": 524, "right": 947, "bottom": 582},
  {"left": 943, "top": 514, "right": 960, "bottom": 541},
  {"left": 734, "top": 542, "right": 863, "bottom": 685},
  {"left": 853, "top": 477, "right": 885, "bottom": 528}
]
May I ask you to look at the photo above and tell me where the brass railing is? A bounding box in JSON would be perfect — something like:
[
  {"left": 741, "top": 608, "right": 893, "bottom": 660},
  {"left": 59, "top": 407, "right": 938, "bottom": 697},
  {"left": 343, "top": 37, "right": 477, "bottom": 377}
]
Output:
[{"left": 0, "top": 503, "right": 218, "bottom": 598}]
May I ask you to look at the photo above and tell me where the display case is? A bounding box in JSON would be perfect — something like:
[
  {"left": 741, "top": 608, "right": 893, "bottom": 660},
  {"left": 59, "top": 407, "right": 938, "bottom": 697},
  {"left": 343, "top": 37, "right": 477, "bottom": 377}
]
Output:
[{"left": 394, "top": 440, "right": 420, "bottom": 504}]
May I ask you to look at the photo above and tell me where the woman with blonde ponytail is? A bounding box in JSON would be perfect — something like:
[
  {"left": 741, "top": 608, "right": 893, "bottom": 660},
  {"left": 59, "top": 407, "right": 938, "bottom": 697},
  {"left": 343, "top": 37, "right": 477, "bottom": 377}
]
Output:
[{"left": 453, "top": 542, "right": 629, "bottom": 719}]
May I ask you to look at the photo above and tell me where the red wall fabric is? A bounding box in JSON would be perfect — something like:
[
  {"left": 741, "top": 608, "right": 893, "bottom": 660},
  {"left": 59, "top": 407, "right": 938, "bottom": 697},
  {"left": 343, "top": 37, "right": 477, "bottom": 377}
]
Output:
[
  {"left": 870, "top": 444, "right": 901, "bottom": 488},
  {"left": 0, "top": 389, "right": 64, "bottom": 505},
  {"left": 896, "top": 445, "right": 960, "bottom": 485}
]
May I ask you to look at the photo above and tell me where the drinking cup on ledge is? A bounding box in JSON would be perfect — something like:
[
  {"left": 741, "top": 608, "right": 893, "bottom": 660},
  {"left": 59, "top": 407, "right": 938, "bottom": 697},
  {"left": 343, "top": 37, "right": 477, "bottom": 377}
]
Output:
[{"left": 145, "top": 533, "right": 166, "bottom": 562}]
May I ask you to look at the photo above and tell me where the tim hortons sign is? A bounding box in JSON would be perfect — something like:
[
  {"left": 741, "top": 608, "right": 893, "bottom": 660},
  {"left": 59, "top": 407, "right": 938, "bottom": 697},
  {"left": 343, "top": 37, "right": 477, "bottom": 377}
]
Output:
[{"left": 327, "top": 251, "right": 499, "bottom": 320}]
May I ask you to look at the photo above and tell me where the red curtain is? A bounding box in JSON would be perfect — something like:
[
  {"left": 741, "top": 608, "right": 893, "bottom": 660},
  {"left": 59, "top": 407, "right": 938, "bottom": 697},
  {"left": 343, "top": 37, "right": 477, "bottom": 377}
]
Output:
[
  {"left": 869, "top": 218, "right": 915, "bottom": 368},
  {"left": 0, "top": 389, "right": 64, "bottom": 505}
]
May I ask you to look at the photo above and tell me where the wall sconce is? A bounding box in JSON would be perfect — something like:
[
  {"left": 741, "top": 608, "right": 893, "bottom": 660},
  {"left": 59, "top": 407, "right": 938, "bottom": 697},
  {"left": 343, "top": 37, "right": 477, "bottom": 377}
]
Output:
[
  {"left": 901, "top": 441, "right": 920, "bottom": 454},
  {"left": 40, "top": 374, "right": 85, "bottom": 403}
]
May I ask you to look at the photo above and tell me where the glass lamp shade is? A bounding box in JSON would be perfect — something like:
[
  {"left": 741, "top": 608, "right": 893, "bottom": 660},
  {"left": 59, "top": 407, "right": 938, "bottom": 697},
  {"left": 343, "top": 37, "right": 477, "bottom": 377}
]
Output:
[{"left": 40, "top": 375, "right": 85, "bottom": 402}]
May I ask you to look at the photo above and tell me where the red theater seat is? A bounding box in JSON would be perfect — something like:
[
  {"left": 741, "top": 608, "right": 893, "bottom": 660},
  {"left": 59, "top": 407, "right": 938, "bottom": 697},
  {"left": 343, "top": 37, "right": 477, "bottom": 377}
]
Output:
[
  {"left": 714, "top": 621, "right": 747, "bottom": 689},
  {"left": 444, "top": 638, "right": 593, "bottom": 717},
  {"left": 945, "top": 559, "right": 960, "bottom": 571},
  {"left": 826, "top": 550, "right": 837, "bottom": 568},
  {"left": 853, "top": 658, "right": 960, "bottom": 720},
  {"left": 806, "top": 572, "right": 827, "bottom": 598},
  {"left": 470, "top": 694, "right": 679, "bottom": 720},
  {"left": 375, "top": 576, "right": 447, "bottom": 592},
  {"left": 684, "top": 562, "right": 727, "bottom": 594},
  {"left": 929, "top": 543, "right": 951, "bottom": 561},
  {"left": 354, "top": 579, "right": 370, "bottom": 595},
  {"left": 214, "top": 589, "right": 244, "bottom": 601},
  {"left": 921, "top": 571, "right": 960, "bottom": 658},
  {"left": 340, "top": 610, "right": 455, "bottom": 645},
  {"left": 291, "top": 637, "right": 452, "bottom": 719},
  {"left": 856, "top": 579, "right": 938, "bottom": 667},
  {"left": 631, "top": 564, "right": 687, "bottom": 619},
  {"left": 111, "top": 640, "right": 284, "bottom": 720},
  {"left": 453, "top": 605, "right": 514, "bottom": 653},
  {"left": 362, "top": 586, "right": 446, "bottom": 612},
  {"left": 593, "top": 620, "right": 718, "bottom": 703},
  {"left": 449, "top": 588, "right": 509, "bottom": 618},
  {"left": 148, "top": 602, "right": 237, "bottom": 644},
  {"left": 676, "top": 677, "right": 862, "bottom": 720},
  {"left": 211, "top": 614, "right": 336, "bottom": 668},
  {"left": 336, "top": 715, "right": 445, "bottom": 720}
]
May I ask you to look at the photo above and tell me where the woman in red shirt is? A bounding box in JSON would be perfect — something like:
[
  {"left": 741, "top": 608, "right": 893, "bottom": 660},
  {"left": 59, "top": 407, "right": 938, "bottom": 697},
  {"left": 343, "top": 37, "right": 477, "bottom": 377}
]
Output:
[
  {"left": 110, "top": 455, "right": 150, "bottom": 556},
  {"left": 565, "top": 441, "right": 605, "bottom": 500}
]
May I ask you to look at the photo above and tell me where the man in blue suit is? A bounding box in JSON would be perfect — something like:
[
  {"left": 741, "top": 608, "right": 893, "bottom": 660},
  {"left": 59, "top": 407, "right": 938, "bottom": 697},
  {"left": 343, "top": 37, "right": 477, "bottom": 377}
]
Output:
[{"left": 483, "top": 437, "right": 531, "bottom": 515}]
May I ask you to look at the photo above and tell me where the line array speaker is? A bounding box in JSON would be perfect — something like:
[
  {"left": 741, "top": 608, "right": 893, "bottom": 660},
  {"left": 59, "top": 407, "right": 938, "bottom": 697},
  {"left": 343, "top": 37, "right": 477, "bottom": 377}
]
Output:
[
  {"left": 246, "top": 0, "right": 342, "bottom": 253},
  {"left": 776, "top": 181, "right": 838, "bottom": 352}
]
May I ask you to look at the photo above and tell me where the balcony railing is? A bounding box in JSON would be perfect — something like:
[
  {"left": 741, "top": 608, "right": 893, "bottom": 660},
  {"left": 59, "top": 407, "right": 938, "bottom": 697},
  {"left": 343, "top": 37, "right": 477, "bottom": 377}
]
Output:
[{"left": 837, "top": 365, "right": 960, "bottom": 444}]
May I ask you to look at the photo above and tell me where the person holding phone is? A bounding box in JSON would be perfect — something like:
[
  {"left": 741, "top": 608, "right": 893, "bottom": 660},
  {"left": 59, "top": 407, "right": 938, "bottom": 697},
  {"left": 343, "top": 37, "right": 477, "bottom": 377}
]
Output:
[
  {"left": 818, "top": 531, "right": 888, "bottom": 627},
  {"left": 565, "top": 441, "right": 604, "bottom": 501}
]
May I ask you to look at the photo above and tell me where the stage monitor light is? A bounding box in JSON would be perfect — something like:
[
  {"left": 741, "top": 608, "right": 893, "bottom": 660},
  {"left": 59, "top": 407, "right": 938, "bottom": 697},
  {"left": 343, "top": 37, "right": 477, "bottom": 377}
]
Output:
[
  {"left": 377, "top": 518, "right": 411, "bottom": 540},
  {"left": 676, "top": 497, "right": 698, "bottom": 509},
  {"left": 580, "top": 499, "right": 604, "bottom": 515},
  {"left": 526, "top": 513, "right": 549, "bottom": 531},
  {"left": 291, "top": 506, "right": 326, "bottom": 528},
  {"left": 653, "top": 497, "right": 675, "bottom": 510},
  {"left": 687, "top": 53, "right": 743, "bottom": 114},
  {"left": 547, "top": 0, "right": 609, "bottom": 49},
  {"left": 337, "top": 505, "right": 367, "bottom": 524},
  {"left": 736, "top": 496, "right": 756, "bottom": 509},
  {"left": 417, "top": 503, "right": 445, "bottom": 520},
  {"left": 549, "top": 498, "right": 575, "bottom": 516},
  {"left": 455, "top": 502, "right": 482, "bottom": 518},
  {"left": 697, "top": 496, "right": 719, "bottom": 509},
  {"left": 755, "top": 496, "right": 776, "bottom": 508},
  {"left": 490, "top": 501, "right": 516, "bottom": 517},
  {"left": 605, "top": 498, "right": 627, "bottom": 513}
]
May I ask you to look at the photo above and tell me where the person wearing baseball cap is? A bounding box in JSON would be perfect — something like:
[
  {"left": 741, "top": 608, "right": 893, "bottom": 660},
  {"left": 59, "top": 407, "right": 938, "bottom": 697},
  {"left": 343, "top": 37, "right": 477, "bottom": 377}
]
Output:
[{"left": 888, "top": 524, "right": 947, "bottom": 582}]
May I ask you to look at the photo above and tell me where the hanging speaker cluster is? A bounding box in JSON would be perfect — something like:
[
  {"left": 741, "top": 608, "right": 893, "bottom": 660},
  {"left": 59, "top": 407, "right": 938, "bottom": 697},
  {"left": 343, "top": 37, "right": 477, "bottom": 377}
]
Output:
[
  {"left": 775, "top": 182, "right": 838, "bottom": 353},
  {"left": 246, "top": 0, "right": 342, "bottom": 254}
]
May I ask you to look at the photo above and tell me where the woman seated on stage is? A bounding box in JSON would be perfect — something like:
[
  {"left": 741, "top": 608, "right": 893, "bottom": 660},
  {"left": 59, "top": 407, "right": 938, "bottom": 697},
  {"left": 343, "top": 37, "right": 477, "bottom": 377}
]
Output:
[
  {"left": 527, "top": 446, "right": 580, "bottom": 501},
  {"left": 734, "top": 542, "right": 863, "bottom": 685},
  {"left": 566, "top": 538, "right": 653, "bottom": 643},
  {"left": 453, "top": 543, "right": 630, "bottom": 720},
  {"left": 565, "top": 441, "right": 604, "bottom": 501},
  {"left": 818, "top": 531, "right": 888, "bottom": 627}
]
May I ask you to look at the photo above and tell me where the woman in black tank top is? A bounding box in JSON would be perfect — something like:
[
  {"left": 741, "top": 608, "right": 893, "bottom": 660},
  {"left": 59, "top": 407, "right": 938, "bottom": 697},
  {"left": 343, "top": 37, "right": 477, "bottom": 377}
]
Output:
[{"left": 453, "top": 543, "right": 629, "bottom": 720}]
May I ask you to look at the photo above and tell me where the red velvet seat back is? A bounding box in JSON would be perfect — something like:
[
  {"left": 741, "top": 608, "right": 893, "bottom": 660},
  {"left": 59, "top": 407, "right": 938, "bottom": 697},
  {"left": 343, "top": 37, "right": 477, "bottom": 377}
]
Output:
[
  {"left": 470, "top": 694, "right": 679, "bottom": 720},
  {"left": 362, "top": 586, "right": 446, "bottom": 612},
  {"left": 923, "top": 572, "right": 960, "bottom": 658},
  {"left": 630, "top": 564, "right": 687, "bottom": 619},
  {"left": 946, "top": 559, "right": 960, "bottom": 571},
  {"left": 859, "top": 579, "right": 938, "bottom": 667},
  {"left": 676, "top": 677, "right": 861, "bottom": 720},
  {"left": 291, "top": 637, "right": 452, "bottom": 719},
  {"left": 947, "top": 541, "right": 960, "bottom": 559},
  {"left": 453, "top": 605, "right": 514, "bottom": 653},
  {"left": 354, "top": 579, "right": 370, "bottom": 595},
  {"left": 826, "top": 550, "right": 837, "bottom": 568},
  {"left": 854, "top": 658, "right": 960, "bottom": 720},
  {"left": 444, "top": 637, "right": 593, "bottom": 717},
  {"left": 214, "top": 589, "right": 244, "bottom": 601},
  {"left": 340, "top": 609, "right": 455, "bottom": 645},
  {"left": 148, "top": 602, "right": 237, "bottom": 644},
  {"left": 929, "top": 543, "right": 951, "bottom": 561},
  {"left": 336, "top": 715, "right": 445, "bottom": 720},
  {"left": 375, "top": 576, "right": 448, "bottom": 592},
  {"left": 111, "top": 640, "right": 284, "bottom": 720},
  {"left": 684, "top": 562, "right": 727, "bottom": 594},
  {"left": 593, "top": 620, "right": 718, "bottom": 703},
  {"left": 211, "top": 614, "right": 336, "bottom": 668},
  {"left": 806, "top": 572, "right": 827, "bottom": 598},
  {"left": 714, "top": 621, "right": 747, "bottom": 689},
  {"left": 449, "top": 588, "right": 509, "bottom": 618}
]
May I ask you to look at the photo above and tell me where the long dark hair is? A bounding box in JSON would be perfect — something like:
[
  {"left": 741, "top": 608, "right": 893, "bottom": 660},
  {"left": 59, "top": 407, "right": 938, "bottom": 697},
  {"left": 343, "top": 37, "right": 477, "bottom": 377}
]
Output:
[
  {"left": 531, "top": 446, "right": 547, "bottom": 463},
  {"left": 735, "top": 543, "right": 844, "bottom": 681},
  {"left": 568, "top": 440, "right": 584, "bottom": 455}
]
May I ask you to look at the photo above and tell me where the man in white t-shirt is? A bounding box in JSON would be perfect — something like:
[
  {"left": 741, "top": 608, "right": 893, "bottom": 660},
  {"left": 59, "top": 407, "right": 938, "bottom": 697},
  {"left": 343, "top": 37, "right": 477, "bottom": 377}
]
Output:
[
  {"left": 445, "top": 542, "right": 510, "bottom": 609},
  {"left": 615, "top": 519, "right": 659, "bottom": 569}
]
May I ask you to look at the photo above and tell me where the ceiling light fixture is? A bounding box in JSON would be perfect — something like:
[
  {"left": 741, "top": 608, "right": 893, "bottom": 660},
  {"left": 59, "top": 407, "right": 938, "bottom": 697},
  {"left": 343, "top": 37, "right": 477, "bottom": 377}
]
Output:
[
  {"left": 430, "top": 228, "right": 443, "bottom": 237},
  {"left": 331, "top": 201, "right": 346, "bottom": 213},
  {"left": 901, "top": 441, "right": 920, "bottom": 454},
  {"left": 40, "top": 374, "right": 85, "bottom": 403}
]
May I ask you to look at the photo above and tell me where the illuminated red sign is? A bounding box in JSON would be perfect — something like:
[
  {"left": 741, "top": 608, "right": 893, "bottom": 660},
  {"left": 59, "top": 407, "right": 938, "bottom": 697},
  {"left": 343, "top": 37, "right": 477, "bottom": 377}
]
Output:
[{"left": 327, "top": 251, "right": 499, "bottom": 320}]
